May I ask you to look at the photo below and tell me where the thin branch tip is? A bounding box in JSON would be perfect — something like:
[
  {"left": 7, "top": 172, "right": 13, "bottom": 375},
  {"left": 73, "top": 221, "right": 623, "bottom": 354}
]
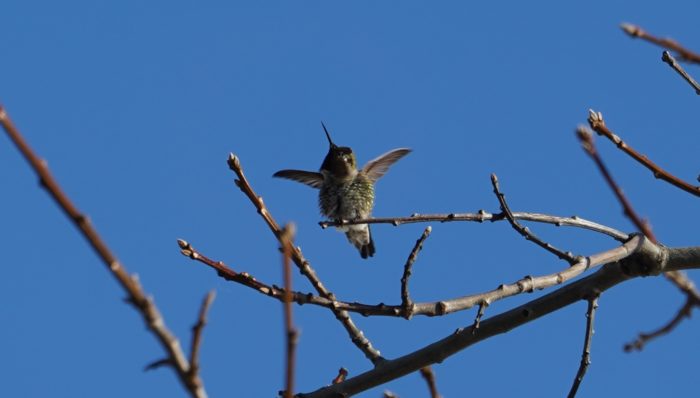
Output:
[
  {"left": 620, "top": 23, "right": 641, "bottom": 37},
  {"left": 587, "top": 109, "right": 604, "bottom": 125},
  {"left": 576, "top": 127, "right": 594, "bottom": 154},
  {"left": 227, "top": 153, "right": 241, "bottom": 170}
]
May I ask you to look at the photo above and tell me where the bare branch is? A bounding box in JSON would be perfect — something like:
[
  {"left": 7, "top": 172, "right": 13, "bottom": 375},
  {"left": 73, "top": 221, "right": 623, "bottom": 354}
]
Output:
[
  {"left": 281, "top": 224, "right": 299, "bottom": 398},
  {"left": 420, "top": 366, "right": 442, "bottom": 398},
  {"left": 189, "top": 291, "right": 216, "bottom": 385},
  {"left": 624, "top": 296, "right": 696, "bottom": 352},
  {"left": 321, "top": 212, "right": 628, "bottom": 241},
  {"left": 587, "top": 109, "right": 700, "bottom": 197},
  {"left": 144, "top": 358, "right": 173, "bottom": 371},
  {"left": 227, "top": 153, "right": 384, "bottom": 364},
  {"left": 401, "top": 227, "right": 432, "bottom": 319},
  {"left": 491, "top": 174, "right": 578, "bottom": 264},
  {"left": 471, "top": 301, "right": 488, "bottom": 334},
  {"left": 620, "top": 23, "right": 700, "bottom": 63},
  {"left": 576, "top": 126, "right": 657, "bottom": 242},
  {"left": 578, "top": 123, "right": 700, "bottom": 324},
  {"left": 180, "top": 236, "right": 640, "bottom": 318},
  {"left": 300, "top": 236, "right": 698, "bottom": 398},
  {"left": 662, "top": 50, "right": 700, "bottom": 95},
  {"left": 664, "top": 270, "right": 700, "bottom": 302},
  {"left": 0, "top": 105, "right": 207, "bottom": 398},
  {"left": 568, "top": 295, "right": 599, "bottom": 398}
]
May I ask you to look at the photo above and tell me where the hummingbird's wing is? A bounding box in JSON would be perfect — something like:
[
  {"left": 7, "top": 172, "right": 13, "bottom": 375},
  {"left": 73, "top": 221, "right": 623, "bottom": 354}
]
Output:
[
  {"left": 361, "top": 148, "right": 411, "bottom": 182},
  {"left": 273, "top": 169, "right": 324, "bottom": 189}
]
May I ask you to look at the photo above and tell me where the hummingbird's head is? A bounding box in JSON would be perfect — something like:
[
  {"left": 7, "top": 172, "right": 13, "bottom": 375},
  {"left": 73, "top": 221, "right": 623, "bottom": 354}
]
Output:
[{"left": 320, "top": 122, "right": 357, "bottom": 179}]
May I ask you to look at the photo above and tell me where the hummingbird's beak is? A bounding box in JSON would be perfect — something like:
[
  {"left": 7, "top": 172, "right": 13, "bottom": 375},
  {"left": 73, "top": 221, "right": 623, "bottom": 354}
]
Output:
[{"left": 321, "top": 121, "right": 337, "bottom": 149}]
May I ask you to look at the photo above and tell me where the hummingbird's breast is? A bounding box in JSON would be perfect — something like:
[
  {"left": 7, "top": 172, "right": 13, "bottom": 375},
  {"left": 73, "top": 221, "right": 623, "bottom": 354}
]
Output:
[{"left": 319, "top": 174, "right": 374, "bottom": 220}]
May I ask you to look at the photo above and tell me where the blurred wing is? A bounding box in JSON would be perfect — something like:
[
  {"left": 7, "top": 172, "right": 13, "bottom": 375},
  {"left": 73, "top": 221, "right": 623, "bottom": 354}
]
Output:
[
  {"left": 362, "top": 148, "right": 411, "bottom": 182},
  {"left": 273, "top": 169, "right": 324, "bottom": 189}
]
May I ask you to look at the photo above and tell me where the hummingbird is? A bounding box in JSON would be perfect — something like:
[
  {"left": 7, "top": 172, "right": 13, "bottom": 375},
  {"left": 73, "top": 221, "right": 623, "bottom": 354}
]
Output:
[{"left": 273, "top": 123, "right": 411, "bottom": 259}]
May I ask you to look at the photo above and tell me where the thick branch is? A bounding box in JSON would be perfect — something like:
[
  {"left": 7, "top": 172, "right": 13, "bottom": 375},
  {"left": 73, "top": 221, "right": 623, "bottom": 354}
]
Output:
[
  {"left": 0, "top": 105, "right": 207, "bottom": 398},
  {"left": 300, "top": 235, "right": 693, "bottom": 397}
]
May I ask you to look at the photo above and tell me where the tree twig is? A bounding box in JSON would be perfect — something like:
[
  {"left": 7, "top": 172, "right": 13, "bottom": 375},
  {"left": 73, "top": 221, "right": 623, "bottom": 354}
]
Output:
[
  {"left": 281, "top": 224, "right": 299, "bottom": 398},
  {"left": 471, "top": 301, "right": 488, "bottom": 334},
  {"left": 179, "top": 236, "right": 641, "bottom": 318},
  {"left": 624, "top": 296, "right": 696, "bottom": 352},
  {"left": 661, "top": 51, "right": 700, "bottom": 94},
  {"left": 190, "top": 290, "right": 216, "bottom": 380},
  {"left": 300, "top": 235, "right": 699, "bottom": 397},
  {"left": 568, "top": 295, "right": 599, "bottom": 398},
  {"left": 420, "top": 366, "right": 441, "bottom": 398},
  {"left": 576, "top": 126, "right": 657, "bottom": 242},
  {"left": 401, "top": 227, "right": 432, "bottom": 319},
  {"left": 578, "top": 123, "right": 700, "bottom": 345},
  {"left": 620, "top": 23, "right": 700, "bottom": 63},
  {"left": 0, "top": 105, "right": 208, "bottom": 398},
  {"left": 227, "top": 153, "right": 383, "bottom": 364},
  {"left": 491, "top": 174, "right": 578, "bottom": 264},
  {"left": 586, "top": 109, "right": 700, "bottom": 197},
  {"left": 321, "top": 212, "right": 628, "bottom": 241}
]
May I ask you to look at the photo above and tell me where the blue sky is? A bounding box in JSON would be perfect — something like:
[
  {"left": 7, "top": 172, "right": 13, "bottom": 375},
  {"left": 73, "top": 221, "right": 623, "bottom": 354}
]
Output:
[{"left": 3, "top": 1, "right": 700, "bottom": 397}]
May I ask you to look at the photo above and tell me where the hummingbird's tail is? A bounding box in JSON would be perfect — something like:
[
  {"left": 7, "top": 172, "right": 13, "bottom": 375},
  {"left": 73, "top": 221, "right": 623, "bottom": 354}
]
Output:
[
  {"left": 345, "top": 224, "right": 375, "bottom": 259},
  {"left": 360, "top": 230, "right": 376, "bottom": 259}
]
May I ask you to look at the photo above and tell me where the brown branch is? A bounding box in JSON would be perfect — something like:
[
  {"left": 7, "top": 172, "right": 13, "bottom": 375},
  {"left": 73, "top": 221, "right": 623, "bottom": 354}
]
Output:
[
  {"left": 420, "top": 366, "right": 441, "bottom": 398},
  {"left": 321, "top": 211, "right": 628, "bottom": 241},
  {"left": 491, "top": 174, "right": 578, "bottom": 264},
  {"left": 568, "top": 295, "right": 599, "bottom": 398},
  {"left": 0, "top": 105, "right": 207, "bottom": 398},
  {"left": 624, "top": 296, "right": 697, "bottom": 352},
  {"left": 144, "top": 358, "right": 173, "bottom": 371},
  {"left": 227, "top": 153, "right": 384, "bottom": 364},
  {"left": 401, "top": 226, "right": 432, "bottom": 319},
  {"left": 576, "top": 126, "right": 657, "bottom": 242},
  {"left": 301, "top": 235, "right": 689, "bottom": 398},
  {"left": 662, "top": 50, "right": 700, "bottom": 94},
  {"left": 578, "top": 124, "right": 700, "bottom": 345},
  {"left": 281, "top": 224, "right": 299, "bottom": 398},
  {"left": 621, "top": 23, "right": 700, "bottom": 64},
  {"left": 179, "top": 236, "right": 641, "bottom": 318},
  {"left": 189, "top": 290, "right": 216, "bottom": 381},
  {"left": 587, "top": 109, "right": 700, "bottom": 197}
]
